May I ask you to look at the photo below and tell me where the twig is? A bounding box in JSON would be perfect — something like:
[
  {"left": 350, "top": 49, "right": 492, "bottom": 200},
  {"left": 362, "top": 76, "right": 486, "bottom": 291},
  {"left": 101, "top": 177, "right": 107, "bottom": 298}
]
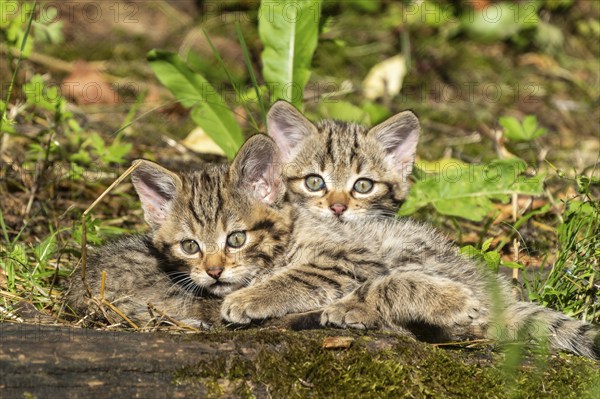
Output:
[
  {"left": 100, "top": 271, "right": 107, "bottom": 301},
  {"left": 80, "top": 160, "right": 143, "bottom": 296},
  {"left": 0, "top": 305, "right": 24, "bottom": 322},
  {"left": 512, "top": 239, "right": 520, "bottom": 282},
  {"left": 0, "top": 44, "right": 152, "bottom": 92},
  {"left": 146, "top": 303, "right": 201, "bottom": 332},
  {"left": 431, "top": 338, "right": 492, "bottom": 347}
]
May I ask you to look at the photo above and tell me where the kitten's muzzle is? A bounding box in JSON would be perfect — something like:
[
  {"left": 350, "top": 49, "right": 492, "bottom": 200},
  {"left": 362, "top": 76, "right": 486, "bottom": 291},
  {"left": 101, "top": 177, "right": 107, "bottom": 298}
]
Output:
[{"left": 206, "top": 266, "right": 224, "bottom": 280}]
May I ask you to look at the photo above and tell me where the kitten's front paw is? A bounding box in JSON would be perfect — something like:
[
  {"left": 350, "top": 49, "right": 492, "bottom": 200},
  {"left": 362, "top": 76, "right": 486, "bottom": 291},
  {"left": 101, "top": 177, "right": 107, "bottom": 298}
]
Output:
[
  {"left": 444, "top": 290, "right": 481, "bottom": 328},
  {"left": 220, "top": 289, "right": 278, "bottom": 324},
  {"left": 455, "top": 296, "right": 481, "bottom": 326},
  {"left": 321, "top": 301, "right": 380, "bottom": 330}
]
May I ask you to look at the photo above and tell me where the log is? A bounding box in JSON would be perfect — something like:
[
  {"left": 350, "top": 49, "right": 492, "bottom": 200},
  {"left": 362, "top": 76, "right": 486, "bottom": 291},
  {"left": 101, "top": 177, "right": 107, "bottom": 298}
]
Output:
[
  {"left": 1, "top": 323, "right": 223, "bottom": 398},
  {"left": 1, "top": 322, "right": 597, "bottom": 398}
]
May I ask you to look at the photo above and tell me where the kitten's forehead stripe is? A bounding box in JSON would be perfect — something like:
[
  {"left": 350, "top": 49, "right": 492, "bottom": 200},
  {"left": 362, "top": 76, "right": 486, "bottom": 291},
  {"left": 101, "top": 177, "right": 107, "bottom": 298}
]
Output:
[
  {"left": 251, "top": 220, "right": 275, "bottom": 231},
  {"left": 317, "top": 121, "right": 367, "bottom": 173},
  {"left": 188, "top": 182, "right": 203, "bottom": 225},
  {"left": 325, "top": 123, "right": 333, "bottom": 159}
]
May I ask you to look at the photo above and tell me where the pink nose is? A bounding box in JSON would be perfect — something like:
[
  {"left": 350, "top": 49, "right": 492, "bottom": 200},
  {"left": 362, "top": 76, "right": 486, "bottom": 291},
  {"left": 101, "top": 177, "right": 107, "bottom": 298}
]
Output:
[
  {"left": 329, "top": 203, "right": 347, "bottom": 216},
  {"left": 206, "top": 267, "right": 224, "bottom": 280}
]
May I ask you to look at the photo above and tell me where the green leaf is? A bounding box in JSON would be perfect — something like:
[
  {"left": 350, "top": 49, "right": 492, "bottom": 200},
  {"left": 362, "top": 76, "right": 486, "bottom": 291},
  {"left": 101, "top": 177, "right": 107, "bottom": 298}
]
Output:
[
  {"left": 235, "top": 23, "right": 266, "bottom": 128},
  {"left": 343, "top": 0, "right": 381, "bottom": 13},
  {"left": 105, "top": 141, "right": 132, "bottom": 164},
  {"left": 10, "top": 244, "right": 28, "bottom": 267},
  {"left": 399, "top": 158, "right": 545, "bottom": 221},
  {"left": 259, "top": 0, "right": 322, "bottom": 108},
  {"left": 23, "top": 74, "right": 62, "bottom": 111},
  {"left": 501, "top": 261, "right": 523, "bottom": 269},
  {"left": 361, "top": 101, "right": 391, "bottom": 125},
  {"left": 34, "top": 234, "right": 57, "bottom": 264},
  {"left": 483, "top": 251, "right": 501, "bottom": 272},
  {"left": 319, "top": 101, "right": 369, "bottom": 124},
  {"left": 405, "top": 2, "right": 449, "bottom": 28},
  {"left": 500, "top": 115, "right": 547, "bottom": 142},
  {"left": 499, "top": 116, "right": 523, "bottom": 140},
  {"left": 462, "top": 2, "right": 539, "bottom": 42},
  {"left": 460, "top": 245, "right": 481, "bottom": 259},
  {"left": 481, "top": 237, "right": 494, "bottom": 252},
  {"left": 148, "top": 50, "right": 244, "bottom": 159}
]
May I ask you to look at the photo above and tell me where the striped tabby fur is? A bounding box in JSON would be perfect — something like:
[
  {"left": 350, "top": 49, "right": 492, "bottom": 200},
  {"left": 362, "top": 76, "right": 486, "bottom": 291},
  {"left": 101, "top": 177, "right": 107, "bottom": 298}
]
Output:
[
  {"left": 221, "top": 101, "right": 599, "bottom": 360},
  {"left": 66, "top": 135, "right": 291, "bottom": 327}
]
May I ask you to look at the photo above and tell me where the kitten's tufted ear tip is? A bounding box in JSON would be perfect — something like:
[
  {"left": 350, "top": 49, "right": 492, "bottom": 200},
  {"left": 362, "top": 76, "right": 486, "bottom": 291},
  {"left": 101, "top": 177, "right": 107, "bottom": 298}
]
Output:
[
  {"left": 373, "top": 110, "right": 420, "bottom": 137},
  {"left": 268, "top": 100, "right": 297, "bottom": 114},
  {"left": 395, "top": 110, "right": 420, "bottom": 132}
]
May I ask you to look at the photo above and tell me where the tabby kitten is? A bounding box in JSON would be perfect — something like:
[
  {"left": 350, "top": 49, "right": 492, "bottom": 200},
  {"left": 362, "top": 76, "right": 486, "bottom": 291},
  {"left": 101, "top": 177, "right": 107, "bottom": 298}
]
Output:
[
  {"left": 270, "top": 101, "right": 419, "bottom": 221},
  {"left": 220, "top": 101, "right": 599, "bottom": 359},
  {"left": 67, "top": 135, "right": 290, "bottom": 327}
]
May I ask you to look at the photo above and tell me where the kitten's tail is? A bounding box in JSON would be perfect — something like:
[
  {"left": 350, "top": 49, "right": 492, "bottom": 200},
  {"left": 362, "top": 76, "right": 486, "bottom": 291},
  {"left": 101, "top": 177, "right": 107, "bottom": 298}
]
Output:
[{"left": 490, "top": 301, "right": 599, "bottom": 360}]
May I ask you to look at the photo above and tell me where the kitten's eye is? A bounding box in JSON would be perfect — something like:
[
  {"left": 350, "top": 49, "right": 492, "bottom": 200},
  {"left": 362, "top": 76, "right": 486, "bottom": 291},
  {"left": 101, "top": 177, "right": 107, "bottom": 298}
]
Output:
[
  {"left": 226, "top": 231, "right": 247, "bottom": 248},
  {"left": 181, "top": 240, "right": 200, "bottom": 255},
  {"left": 353, "top": 178, "right": 374, "bottom": 194},
  {"left": 305, "top": 175, "right": 325, "bottom": 192}
]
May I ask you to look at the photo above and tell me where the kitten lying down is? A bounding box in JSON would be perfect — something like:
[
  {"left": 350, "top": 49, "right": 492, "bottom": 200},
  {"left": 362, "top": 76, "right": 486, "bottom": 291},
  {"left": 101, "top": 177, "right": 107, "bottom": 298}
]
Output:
[
  {"left": 67, "top": 110, "right": 599, "bottom": 359},
  {"left": 66, "top": 135, "right": 291, "bottom": 328}
]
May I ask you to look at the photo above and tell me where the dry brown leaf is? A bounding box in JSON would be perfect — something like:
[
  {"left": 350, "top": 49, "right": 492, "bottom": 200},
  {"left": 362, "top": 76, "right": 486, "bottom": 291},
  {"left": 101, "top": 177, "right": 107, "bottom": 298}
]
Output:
[
  {"left": 470, "top": 0, "right": 492, "bottom": 11},
  {"left": 182, "top": 127, "right": 225, "bottom": 156},
  {"left": 493, "top": 197, "right": 549, "bottom": 224},
  {"left": 61, "top": 61, "right": 119, "bottom": 105},
  {"left": 362, "top": 55, "right": 407, "bottom": 100},
  {"left": 322, "top": 336, "right": 354, "bottom": 350}
]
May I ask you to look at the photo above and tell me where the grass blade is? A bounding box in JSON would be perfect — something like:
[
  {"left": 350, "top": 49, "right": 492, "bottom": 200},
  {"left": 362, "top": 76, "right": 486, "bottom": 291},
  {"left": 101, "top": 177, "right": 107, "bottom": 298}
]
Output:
[
  {"left": 148, "top": 49, "right": 244, "bottom": 159},
  {"left": 235, "top": 22, "right": 267, "bottom": 127},
  {"left": 202, "top": 29, "right": 260, "bottom": 132}
]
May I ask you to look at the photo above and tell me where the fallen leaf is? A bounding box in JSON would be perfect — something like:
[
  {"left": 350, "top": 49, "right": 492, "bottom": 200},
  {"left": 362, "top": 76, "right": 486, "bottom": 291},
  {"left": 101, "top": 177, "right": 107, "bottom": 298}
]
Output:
[
  {"left": 61, "top": 61, "right": 118, "bottom": 105},
  {"left": 362, "top": 55, "right": 407, "bottom": 100},
  {"left": 322, "top": 336, "right": 354, "bottom": 350},
  {"left": 470, "top": 0, "right": 491, "bottom": 11},
  {"left": 182, "top": 127, "right": 226, "bottom": 156},
  {"left": 493, "top": 197, "right": 548, "bottom": 224}
]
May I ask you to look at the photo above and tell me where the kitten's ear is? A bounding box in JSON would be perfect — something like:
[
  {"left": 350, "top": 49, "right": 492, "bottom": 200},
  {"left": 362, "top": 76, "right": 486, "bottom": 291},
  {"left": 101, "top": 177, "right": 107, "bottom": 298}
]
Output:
[
  {"left": 131, "top": 160, "right": 181, "bottom": 229},
  {"left": 267, "top": 100, "right": 317, "bottom": 162},
  {"left": 368, "top": 111, "right": 420, "bottom": 179},
  {"left": 231, "top": 134, "right": 283, "bottom": 205}
]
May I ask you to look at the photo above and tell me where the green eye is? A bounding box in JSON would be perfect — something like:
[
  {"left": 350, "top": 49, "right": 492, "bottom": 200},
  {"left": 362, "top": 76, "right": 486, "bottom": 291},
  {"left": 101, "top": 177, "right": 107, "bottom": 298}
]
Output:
[
  {"left": 353, "top": 178, "right": 374, "bottom": 194},
  {"left": 226, "top": 231, "right": 247, "bottom": 248},
  {"left": 305, "top": 175, "right": 325, "bottom": 192},
  {"left": 181, "top": 240, "right": 200, "bottom": 255}
]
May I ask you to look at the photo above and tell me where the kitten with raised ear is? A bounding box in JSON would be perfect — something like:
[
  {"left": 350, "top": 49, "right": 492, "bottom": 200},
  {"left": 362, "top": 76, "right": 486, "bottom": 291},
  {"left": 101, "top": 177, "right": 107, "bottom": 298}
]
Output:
[
  {"left": 269, "top": 100, "right": 419, "bottom": 221},
  {"left": 66, "top": 135, "right": 290, "bottom": 327},
  {"left": 220, "top": 101, "right": 600, "bottom": 360}
]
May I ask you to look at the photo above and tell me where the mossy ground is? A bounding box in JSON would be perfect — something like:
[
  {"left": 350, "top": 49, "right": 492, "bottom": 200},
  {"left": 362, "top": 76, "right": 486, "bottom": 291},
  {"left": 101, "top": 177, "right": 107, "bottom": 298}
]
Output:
[{"left": 172, "top": 329, "right": 599, "bottom": 398}]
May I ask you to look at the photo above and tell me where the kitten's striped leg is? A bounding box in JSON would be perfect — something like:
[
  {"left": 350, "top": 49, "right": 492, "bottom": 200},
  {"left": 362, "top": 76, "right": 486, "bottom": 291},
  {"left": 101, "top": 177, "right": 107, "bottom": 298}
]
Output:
[
  {"left": 321, "top": 270, "right": 482, "bottom": 332},
  {"left": 221, "top": 264, "right": 360, "bottom": 324}
]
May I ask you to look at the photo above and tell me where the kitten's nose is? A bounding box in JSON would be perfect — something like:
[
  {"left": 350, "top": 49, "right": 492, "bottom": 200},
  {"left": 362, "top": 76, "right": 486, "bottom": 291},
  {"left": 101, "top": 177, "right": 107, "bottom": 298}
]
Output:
[
  {"left": 329, "top": 203, "right": 347, "bottom": 216},
  {"left": 206, "top": 267, "right": 224, "bottom": 280}
]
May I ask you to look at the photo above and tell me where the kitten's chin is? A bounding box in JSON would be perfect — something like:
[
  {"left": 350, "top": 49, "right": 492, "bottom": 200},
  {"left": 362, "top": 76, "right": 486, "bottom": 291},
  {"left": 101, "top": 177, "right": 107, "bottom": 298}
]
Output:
[
  {"left": 312, "top": 209, "right": 356, "bottom": 223},
  {"left": 207, "top": 282, "right": 239, "bottom": 297}
]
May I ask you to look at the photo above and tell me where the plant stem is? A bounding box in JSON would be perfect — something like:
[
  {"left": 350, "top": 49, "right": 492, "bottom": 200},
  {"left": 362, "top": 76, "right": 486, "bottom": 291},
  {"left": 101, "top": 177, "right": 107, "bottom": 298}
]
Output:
[{"left": 0, "top": 0, "right": 37, "bottom": 143}]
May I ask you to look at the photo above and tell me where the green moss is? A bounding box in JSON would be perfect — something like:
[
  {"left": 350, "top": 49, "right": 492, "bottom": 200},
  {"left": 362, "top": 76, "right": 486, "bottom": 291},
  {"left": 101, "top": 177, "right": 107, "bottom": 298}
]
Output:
[{"left": 172, "top": 330, "right": 599, "bottom": 398}]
